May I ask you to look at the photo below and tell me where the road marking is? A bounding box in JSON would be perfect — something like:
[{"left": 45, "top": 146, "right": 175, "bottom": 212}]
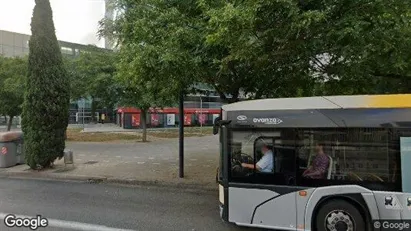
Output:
[
  {"left": 134, "top": 157, "right": 140, "bottom": 159},
  {"left": 137, "top": 162, "right": 145, "bottom": 164},
  {"left": 103, "top": 160, "right": 110, "bottom": 163},
  {"left": 152, "top": 163, "right": 160, "bottom": 165},
  {"left": 148, "top": 157, "right": 154, "bottom": 160},
  {"left": 0, "top": 212, "right": 135, "bottom": 231},
  {"left": 189, "top": 159, "right": 197, "bottom": 161},
  {"left": 116, "top": 156, "right": 121, "bottom": 158},
  {"left": 76, "top": 159, "right": 82, "bottom": 161}
]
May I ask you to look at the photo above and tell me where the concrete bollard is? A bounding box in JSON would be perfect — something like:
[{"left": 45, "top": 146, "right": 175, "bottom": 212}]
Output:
[{"left": 64, "top": 149, "right": 74, "bottom": 166}]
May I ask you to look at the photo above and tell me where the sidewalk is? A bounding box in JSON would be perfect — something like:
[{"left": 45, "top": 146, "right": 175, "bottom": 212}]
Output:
[{"left": 0, "top": 135, "right": 219, "bottom": 191}]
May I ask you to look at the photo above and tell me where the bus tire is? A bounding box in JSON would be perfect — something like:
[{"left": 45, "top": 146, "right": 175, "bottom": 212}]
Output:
[{"left": 314, "top": 199, "right": 365, "bottom": 231}]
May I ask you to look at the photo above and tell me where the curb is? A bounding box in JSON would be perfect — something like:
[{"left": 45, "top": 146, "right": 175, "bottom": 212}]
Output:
[
  {"left": 105, "top": 178, "right": 218, "bottom": 192},
  {"left": 0, "top": 171, "right": 218, "bottom": 192},
  {"left": 0, "top": 171, "right": 107, "bottom": 182}
]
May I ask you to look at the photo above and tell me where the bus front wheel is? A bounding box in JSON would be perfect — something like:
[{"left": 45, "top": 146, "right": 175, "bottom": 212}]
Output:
[{"left": 314, "top": 199, "right": 365, "bottom": 231}]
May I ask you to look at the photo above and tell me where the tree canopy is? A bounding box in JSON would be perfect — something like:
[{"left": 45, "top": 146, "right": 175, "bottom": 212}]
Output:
[
  {"left": 100, "top": 0, "right": 411, "bottom": 102},
  {"left": 65, "top": 46, "right": 120, "bottom": 119},
  {"left": 0, "top": 56, "right": 27, "bottom": 130}
]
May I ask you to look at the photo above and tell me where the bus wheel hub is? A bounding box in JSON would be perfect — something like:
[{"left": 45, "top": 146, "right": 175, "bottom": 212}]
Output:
[{"left": 325, "top": 211, "right": 354, "bottom": 231}]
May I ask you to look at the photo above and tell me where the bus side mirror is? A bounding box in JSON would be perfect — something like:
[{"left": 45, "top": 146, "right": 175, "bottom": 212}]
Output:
[
  {"left": 213, "top": 125, "right": 219, "bottom": 135},
  {"left": 213, "top": 116, "right": 221, "bottom": 135}
]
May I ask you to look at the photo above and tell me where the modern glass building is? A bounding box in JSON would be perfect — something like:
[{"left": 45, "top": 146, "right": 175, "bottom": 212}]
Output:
[{"left": 0, "top": 29, "right": 100, "bottom": 58}]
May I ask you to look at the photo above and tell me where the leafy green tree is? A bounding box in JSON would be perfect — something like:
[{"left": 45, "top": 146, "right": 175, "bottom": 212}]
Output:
[
  {"left": 65, "top": 46, "right": 120, "bottom": 122},
  {"left": 0, "top": 56, "right": 27, "bottom": 131},
  {"left": 21, "top": 0, "right": 70, "bottom": 169},
  {"left": 99, "top": 0, "right": 203, "bottom": 139},
  {"left": 298, "top": 0, "right": 411, "bottom": 95},
  {"left": 115, "top": 77, "right": 174, "bottom": 142},
  {"left": 100, "top": 0, "right": 203, "bottom": 89},
  {"left": 101, "top": 0, "right": 411, "bottom": 103},
  {"left": 101, "top": 0, "right": 315, "bottom": 102}
]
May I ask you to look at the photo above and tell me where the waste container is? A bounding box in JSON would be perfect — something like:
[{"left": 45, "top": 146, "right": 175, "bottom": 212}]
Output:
[
  {"left": 14, "top": 132, "right": 24, "bottom": 164},
  {"left": 0, "top": 131, "right": 23, "bottom": 167}
]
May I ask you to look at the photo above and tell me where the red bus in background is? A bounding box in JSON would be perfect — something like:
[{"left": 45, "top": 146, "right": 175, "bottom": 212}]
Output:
[{"left": 116, "top": 107, "right": 221, "bottom": 129}]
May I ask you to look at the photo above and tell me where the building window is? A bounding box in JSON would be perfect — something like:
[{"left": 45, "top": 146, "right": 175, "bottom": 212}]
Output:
[
  {"left": 13, "top": 46, "right": 24, "bottom": 57},
  {"left": 2, "top": 45, "right": 14, "bottom": 57},
  {"left": 61, "top": 47, "right": 73, "bottom": 55}
]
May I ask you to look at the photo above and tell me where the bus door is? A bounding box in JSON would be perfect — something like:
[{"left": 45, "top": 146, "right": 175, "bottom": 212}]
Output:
[
  {"left": 369, "top": 136, "right": 411, "bottom": 221},
  {"left": 400, "top": 137, "right": 411, "bottom": 219},
  {"left": 226, "top": 130, "right": 299, "bottom": 229},
  {"left": 219, "top": 125, "right": 229, "bottom": 221}
]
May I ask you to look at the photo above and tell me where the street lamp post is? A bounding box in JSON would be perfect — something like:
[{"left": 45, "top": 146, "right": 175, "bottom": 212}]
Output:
[
  {"left": 78, "top": 98, "right": 86, "bottom": 131},
  {"left": 178, "top": 90, "right": 184, "bottom": 178},
  {"left": 200, "top": 96, "right": 203, "bottom": 134},
  {"left": 82, "top": 100, "right": 85, "bottom": 130}
]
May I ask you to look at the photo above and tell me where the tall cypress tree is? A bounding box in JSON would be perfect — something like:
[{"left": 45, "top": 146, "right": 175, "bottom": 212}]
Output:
[{"left": 22, "top": 0, "right": 70, "bottom": 169}]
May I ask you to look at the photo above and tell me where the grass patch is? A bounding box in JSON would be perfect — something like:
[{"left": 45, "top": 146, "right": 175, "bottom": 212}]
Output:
[
  {"left": 66, "top": 128, "right": 141, "bottom": 142},
  {"left": 147, "top": 127, "right": 213, "bottom": 138}
]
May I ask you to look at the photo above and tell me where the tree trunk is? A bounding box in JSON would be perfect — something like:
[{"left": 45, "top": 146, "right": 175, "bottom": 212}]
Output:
[
  {"left": 3, "top": 115, "right": 7, "bottom": 124},
  {"left": 141, "top": 109, "right": 147, "bottom": 142},
  {"left": 7, "top": 115, "right": 13, "bottom": 131}
]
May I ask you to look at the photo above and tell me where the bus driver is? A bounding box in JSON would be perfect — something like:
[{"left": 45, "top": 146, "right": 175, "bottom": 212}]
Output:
[{"left": 241, "top": 145, "right": 274, "bottom": 173}]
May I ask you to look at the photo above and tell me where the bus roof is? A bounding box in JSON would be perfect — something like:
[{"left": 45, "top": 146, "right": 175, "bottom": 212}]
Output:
[{"left": 222, "top": 94, "right": 411, "bottom": 112}]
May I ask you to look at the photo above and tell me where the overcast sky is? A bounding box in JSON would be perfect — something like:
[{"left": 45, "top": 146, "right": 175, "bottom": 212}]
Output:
[{"left": 0, "top": 0, "right": 106, "bottom": 47}]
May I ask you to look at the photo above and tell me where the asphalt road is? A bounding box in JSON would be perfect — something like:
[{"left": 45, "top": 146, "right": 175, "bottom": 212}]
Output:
[{"left": 0, "top": 178, "right": 263, "bottom": 231}]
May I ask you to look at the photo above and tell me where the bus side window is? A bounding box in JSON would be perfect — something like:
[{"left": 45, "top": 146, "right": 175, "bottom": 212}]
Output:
[
  {"left": 297, "top": 128, "right": 400, "bottom": 191},
  {"left": 253, "top": 132, "right": 297, "bottom": 185}
]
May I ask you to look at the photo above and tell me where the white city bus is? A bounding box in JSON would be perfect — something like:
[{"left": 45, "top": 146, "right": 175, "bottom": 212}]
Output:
[{"left": 213, "top": 94, "right": 411, "bottom": 231}]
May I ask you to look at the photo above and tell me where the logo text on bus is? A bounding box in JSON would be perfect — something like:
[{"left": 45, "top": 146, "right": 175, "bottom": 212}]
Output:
[
  {"left": 237, "top": 115, "right": 247, "bottom": 121},
  {"left": 253, "top": 118, "right": 283, "bottom": 125}
]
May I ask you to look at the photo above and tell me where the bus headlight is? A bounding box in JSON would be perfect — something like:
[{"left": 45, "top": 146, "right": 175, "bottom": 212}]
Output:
[{"left": 219, "top": 184, "right": 224, "bottom": 204}]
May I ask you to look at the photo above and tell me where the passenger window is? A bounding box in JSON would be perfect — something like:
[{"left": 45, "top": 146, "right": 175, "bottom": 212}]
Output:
[{"left": 297, "top": 128, "right": 401, "bottom": 191}]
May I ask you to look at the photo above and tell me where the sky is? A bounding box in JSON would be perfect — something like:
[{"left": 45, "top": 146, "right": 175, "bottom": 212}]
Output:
[{"left": 0, "top": 0, "right": 106, "bottom": 47}]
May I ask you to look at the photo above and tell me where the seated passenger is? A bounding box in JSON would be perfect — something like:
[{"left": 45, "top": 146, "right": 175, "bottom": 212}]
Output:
[
  {"left": 241, "top": 145, "right": 274, "bottom": 173},
  {"left": 303, "top": 142, "right": 330, "bottom": 179}
]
